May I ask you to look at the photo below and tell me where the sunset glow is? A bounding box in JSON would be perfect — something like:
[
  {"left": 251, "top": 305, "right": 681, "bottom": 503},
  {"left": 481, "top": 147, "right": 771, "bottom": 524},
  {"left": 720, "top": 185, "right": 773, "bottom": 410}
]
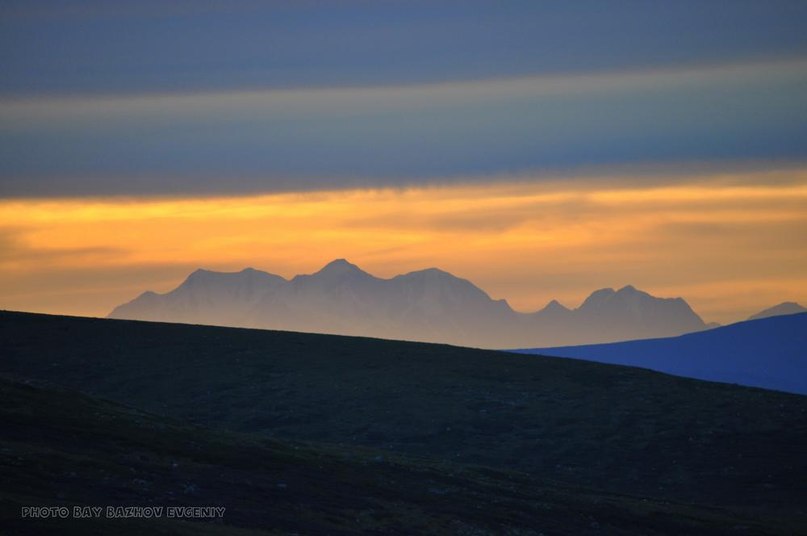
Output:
[
  {"left": 2, "top": 167, "right": 805, "bottom": 324},
  {"left": 2, "top": 1, "right": 807, "bottom": 329}
]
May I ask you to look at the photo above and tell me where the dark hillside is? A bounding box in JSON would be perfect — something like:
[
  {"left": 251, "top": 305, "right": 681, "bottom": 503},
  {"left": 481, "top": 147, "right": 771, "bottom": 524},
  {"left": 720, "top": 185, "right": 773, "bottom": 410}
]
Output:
[
  {"left": 1, "top": 311, "right": 805, "bottom": 525},
  {"left": 4, "top": 377, "right": 792, "bottom": 535}
]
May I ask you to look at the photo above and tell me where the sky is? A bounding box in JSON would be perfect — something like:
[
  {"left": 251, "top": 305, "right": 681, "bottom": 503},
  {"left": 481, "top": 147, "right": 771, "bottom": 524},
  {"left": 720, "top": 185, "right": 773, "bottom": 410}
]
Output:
[{"left": 1, "top": 0, "right": 806, "bottom": 324}]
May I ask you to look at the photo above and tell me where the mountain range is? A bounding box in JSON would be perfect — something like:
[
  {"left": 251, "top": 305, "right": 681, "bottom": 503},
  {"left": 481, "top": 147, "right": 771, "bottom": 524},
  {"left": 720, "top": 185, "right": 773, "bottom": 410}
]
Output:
[{"left": 110, "top": 259, "right": 711, "bottom": 348}]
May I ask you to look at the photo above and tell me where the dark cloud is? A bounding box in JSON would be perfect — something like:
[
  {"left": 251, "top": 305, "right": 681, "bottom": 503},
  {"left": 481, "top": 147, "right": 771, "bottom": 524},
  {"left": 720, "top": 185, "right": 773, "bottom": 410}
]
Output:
[
  {"left": 1, "top": 1, "right": 806, "bottom": 197},
  {"left": 1, "top": 60, "right": 806, "bottom": 197},
  {"left": 2, "top": 1, "right": 806, "bottom": 96}
]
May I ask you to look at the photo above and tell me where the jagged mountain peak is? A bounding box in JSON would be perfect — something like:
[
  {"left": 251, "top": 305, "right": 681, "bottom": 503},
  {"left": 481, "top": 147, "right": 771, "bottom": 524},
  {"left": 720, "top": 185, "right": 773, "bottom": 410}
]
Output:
[
  {"left": 188, "top": 267, "right": 212, "bottom": 277},
  {"left": 302, "top": 259, "right": 375, "bottom": 281},
  {"left": 613, "top": 285, "right": 658, "bottom": 302},
  {"left": 399, "top": 267, "right": 462, "bottom": 281},
  {"left": 410, "top": 266, "right": 449, "bottom": 275},
  {"left": 394, "top": 267, "right": 500, "bottom": 304},
  {"left": 748, "top": 301, "right": 807, "bottom": 321},
  {"left": 539, "top": 299, "right": 571, "bottom": 314},
  {"left": 572, "top": 284, "right": 705, "bottom": 337},
  {"left": 180, "top": 268, "right": 217, "bottom": 287},
  {"left": 582, "top": 285, "right": 668, "bottom": 309},
  {"left": 320, "top": 258, "right": 361, "bottom": 272},
  {"left": 531, "top": 299, "right": 572, "bottom": 320},
  {"left": 579, "top": 287, "right": 616, "bottom": 309},
  {"left": 181, "top": 266, "right": 284, "bottom": 284}
]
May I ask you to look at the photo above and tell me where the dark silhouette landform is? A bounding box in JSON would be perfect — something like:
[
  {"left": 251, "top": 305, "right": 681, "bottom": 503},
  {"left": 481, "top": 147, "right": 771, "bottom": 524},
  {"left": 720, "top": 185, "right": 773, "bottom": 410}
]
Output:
[
  {"left": 1, "top": 310, "right": 805, "bottom": 533},
  {"left": 516, "top": 312, "right": 807, "bottom": 395}
]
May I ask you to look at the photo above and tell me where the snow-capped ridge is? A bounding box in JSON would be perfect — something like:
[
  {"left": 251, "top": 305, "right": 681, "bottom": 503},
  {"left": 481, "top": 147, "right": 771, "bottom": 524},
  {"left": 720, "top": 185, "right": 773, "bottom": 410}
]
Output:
[{"left": 109, "top": 261, "right": 707, "bottom": 348}]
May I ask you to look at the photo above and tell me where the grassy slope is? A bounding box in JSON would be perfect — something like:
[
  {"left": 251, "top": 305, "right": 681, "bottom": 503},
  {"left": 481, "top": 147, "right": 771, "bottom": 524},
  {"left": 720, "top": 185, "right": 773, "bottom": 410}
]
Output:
[
  {"left": 0, "top": 378, "right": 796, "bottom": 535},
  {"left": 1, "top": 311, "right": 805, "bottom": 525}
]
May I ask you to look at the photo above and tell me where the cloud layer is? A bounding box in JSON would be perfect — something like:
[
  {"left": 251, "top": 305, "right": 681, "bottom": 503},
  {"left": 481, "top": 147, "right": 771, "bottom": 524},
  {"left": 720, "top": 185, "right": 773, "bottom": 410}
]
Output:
[
  {"left": 2, "top": 59, "right": 806, "bottom": 196},
  {"left": 3, "top": 1, "right": 806, "bottom": 96}
]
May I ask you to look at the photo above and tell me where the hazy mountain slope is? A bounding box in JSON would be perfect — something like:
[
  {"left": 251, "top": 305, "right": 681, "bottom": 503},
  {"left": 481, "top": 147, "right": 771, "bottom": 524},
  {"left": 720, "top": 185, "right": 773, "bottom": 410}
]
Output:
[
  {"left": 3, "top": 377, "right": 791, "bottom": 536},
  {"left": 2, "top": 310, "right": 805, "bottom": 519},
  {"left": 109, "top": 267, "right": 289, "bottom": 329},
  {"left": 515, "top": 313, "right": 807, "bottom": 394},
  {"left": 748, "top": 301, "right": 807, "bottom": 321},
  {"left": 109, "top": 260, "right": 706, "bottom": 347},
  {"left": 526, "top": 285, "right": 706, "bottom": 346}
]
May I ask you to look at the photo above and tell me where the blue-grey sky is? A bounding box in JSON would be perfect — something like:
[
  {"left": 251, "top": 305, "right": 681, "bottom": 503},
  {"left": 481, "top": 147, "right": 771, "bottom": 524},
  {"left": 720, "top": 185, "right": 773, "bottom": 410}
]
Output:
[{"left": 1, "top": 0, "right": 806, "bottom": 196}]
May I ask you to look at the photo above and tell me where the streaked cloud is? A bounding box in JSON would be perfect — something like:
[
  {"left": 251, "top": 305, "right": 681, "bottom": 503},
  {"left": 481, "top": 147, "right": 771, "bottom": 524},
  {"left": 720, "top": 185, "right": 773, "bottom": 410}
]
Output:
[
  {"left": 2, "top": 58, "right": 806, "bottom": 196},
  {"left": 1, "top": 166, "right": 805, "bottom": 323},
  {"left": 2, "top": 1, "right": 806, "bottom": 96}
]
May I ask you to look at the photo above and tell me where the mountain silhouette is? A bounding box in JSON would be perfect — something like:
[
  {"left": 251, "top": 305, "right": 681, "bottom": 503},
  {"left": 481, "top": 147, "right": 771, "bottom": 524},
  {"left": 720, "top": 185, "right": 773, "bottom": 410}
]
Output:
[
  {"left": 748, "top": 301, "right": 806, "bottom": 321},
  {"left": 515, "top": 313, "right": 807, "bottom": 394},
  {"left": 109, "top": 259, "right": 707, "bottom": 348}
]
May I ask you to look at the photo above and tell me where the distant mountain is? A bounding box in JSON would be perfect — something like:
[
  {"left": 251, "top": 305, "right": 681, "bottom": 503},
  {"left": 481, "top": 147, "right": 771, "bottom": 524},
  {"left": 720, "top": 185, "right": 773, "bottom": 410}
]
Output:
[
  {"left": 109, "top": 259, "right": 707, "bottom": 348},
  {"left": 514, "top": 313, "right": 807, "bottom": 394},
  {"left": 527, "top": 284, "right": 706, "bottom": 346},
  {"left": 748, "top": 301, "right": 807, "bottom": 321}
]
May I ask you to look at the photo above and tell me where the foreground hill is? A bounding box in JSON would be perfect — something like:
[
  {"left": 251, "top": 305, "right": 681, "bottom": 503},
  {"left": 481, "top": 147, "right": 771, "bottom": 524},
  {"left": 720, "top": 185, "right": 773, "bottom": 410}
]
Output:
[
  {"left": 108, "top": 259, "right": 706, "bottom": 347},
  {"left": 4, "top": 377, "right": 788, "bottom": 535},
  {"left": 515, "top": 313, "right": 807, "bottom": 395},
  {"left": 1, "top": 310, "right": 805, "bottom": 527}
]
